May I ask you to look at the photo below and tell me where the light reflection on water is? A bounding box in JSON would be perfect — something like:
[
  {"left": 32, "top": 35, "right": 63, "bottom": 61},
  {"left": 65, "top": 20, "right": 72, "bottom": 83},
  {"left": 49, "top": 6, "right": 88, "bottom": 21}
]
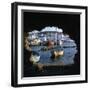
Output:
[{"left": 31, "top": 46, "right": 78, "bottom": 66}]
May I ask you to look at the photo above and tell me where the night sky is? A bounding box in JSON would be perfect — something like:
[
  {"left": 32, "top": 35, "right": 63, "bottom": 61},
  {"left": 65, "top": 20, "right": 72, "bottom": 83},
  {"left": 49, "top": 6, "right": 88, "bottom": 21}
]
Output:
[
  {"left": 23, "top": 11, "right": 80, "bottom": 77},
  {"left": 24, "top": 11, "right": 80, "bottom": 42}
]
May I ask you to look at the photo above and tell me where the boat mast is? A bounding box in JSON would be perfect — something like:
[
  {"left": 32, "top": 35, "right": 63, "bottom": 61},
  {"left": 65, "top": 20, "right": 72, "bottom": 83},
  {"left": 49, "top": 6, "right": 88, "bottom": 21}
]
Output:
[{"left": 57, "top": 27, "right": 58, "bottom": 46}]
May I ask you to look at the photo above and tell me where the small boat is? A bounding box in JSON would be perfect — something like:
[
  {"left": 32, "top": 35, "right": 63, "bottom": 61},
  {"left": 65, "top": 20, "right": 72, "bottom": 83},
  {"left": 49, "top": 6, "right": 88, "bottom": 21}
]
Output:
[
  {"left": 51, "top": 50, "right": 64, "bottom": 58},
  {"left": 29, "top": 51, "right": 40, "bottom": 64}
]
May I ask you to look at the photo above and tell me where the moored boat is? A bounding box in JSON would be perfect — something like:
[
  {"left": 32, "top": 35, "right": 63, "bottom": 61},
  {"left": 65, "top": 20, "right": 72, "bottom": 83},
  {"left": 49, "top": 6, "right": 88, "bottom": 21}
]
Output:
[{"left": 29, "top": 51, "right": 40, "bottom": 64}]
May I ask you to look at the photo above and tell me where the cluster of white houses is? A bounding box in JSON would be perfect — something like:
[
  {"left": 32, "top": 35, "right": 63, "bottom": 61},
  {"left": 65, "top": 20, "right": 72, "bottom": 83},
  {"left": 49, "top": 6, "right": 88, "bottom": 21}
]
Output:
[{"left": 27, "top": 26, "right": 76, "bottom": 47}]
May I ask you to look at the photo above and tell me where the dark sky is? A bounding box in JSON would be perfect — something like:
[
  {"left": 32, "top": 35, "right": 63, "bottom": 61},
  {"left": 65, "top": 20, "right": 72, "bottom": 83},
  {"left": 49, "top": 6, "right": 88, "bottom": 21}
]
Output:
[{"left": 23, "top": 11, "right": 80, "bottom": 47}]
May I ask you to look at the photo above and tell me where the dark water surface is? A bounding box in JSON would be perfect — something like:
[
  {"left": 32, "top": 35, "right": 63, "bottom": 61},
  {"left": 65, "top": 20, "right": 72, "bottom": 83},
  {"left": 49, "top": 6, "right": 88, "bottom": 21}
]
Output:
[
  {"left": 31, "top": 46, "right": 77, "bottom": 65},
  {"left": 23, "top": 46, "right": 80, "bottom": 77}
]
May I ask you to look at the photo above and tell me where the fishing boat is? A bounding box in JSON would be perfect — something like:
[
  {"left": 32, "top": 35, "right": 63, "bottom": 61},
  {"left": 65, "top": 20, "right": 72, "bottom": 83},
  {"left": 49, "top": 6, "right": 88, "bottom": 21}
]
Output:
[
  {"left": 51, "top": 50, "right": 64, "bottom": 58},
  {"left": 29, "top": 51, "right": 40, "bottom": 64}
]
